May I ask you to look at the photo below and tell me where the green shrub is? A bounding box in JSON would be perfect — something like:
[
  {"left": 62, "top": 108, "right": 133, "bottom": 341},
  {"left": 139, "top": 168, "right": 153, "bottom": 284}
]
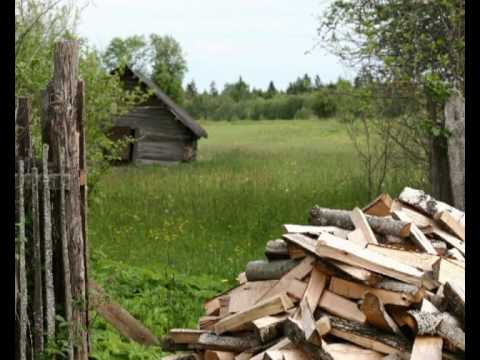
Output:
[
  {"left": 294, "top": 107, "right": 316, "bottom": 119},
  {"left": 311, "top": 91, "right": 337, "bottom": 118}
]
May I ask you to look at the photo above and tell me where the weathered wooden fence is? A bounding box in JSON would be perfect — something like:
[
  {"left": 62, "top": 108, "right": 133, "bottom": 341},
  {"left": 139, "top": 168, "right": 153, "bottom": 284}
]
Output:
[{"left": 15, "top": 40, "right": 89, "bottom": 360}]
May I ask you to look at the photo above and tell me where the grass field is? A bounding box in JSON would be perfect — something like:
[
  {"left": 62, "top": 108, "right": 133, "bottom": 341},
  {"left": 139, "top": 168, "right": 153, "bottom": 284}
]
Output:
[
  {"left": 89, "top": 119, "right": 423, "bottom": 359},
  {"left": 89, "top": 119, "right": 421, "bottom": 279}
]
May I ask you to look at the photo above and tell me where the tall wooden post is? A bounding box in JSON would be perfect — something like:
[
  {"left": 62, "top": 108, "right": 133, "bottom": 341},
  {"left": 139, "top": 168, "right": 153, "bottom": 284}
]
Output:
[{"left": 44, "top": 40, "right": 89, "bottom": 360}]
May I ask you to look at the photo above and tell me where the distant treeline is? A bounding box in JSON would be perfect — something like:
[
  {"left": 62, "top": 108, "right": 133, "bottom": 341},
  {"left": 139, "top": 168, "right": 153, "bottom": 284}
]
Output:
[{"left": 183, "top": 74, "right": 378, "bottom": 121}]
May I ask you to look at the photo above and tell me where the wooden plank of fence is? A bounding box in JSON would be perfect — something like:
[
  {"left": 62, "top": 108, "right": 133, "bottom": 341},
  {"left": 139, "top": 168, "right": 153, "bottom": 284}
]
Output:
[
  {"left": 77, "top": 79, "right": 91, "bottom": 352},
  {"left": 42, "top": 144, "right": 56, "bottom": 339},
  {"left": 17, "top": 160, "right": 27, "bottom": 360},
  {"left": 60, "top": 146, "right": 74, "bottom": 360},
  {"left": 31, "top": 166, "right": 44, "bottom": 354},
  {"left": 16, "top": 97, "right": 33, "bottom": 171},
  {"left": 46, "top": 40, "right": 89, "bottom": 360}
]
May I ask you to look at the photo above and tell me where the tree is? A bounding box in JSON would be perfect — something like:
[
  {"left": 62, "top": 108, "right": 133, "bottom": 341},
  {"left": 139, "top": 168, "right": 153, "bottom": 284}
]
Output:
[
  {"left": 265, "top": 81, "right": 278, "bottom": 99},
  {"left": 318, "top": 0, "right": 464, "bottom": 205},
  {"left": 251, "top": 87, "right": 264, "bottom": 98},
  {"left": 209, "top": 81, "right": 219, "bottom": 96},
  {"left": 15, "top": 0, "right": 146, "bottom": 192},
  {"left": 286, "top": 74, "right": 313, "bottom": 94},
  {"left": 186, "top": 80, "right": 198, "bottom": 99},
  {"left": 150, "top": 34, "right": 188, "bottom": 104},
  {"left": 102, "top": 34, "right": 188, "bottom": 103},
  {"left": 302, "top": 74, "right": 313, "bottom": 92},
  {"left": 102, "top": 35, "right": 150, "bottom": 72},
  {"left": 223, "top": 76, "right": 250, "bottom": 102},
  {"left": 314, "top": 75, "right": 323, "bottom": 90}
]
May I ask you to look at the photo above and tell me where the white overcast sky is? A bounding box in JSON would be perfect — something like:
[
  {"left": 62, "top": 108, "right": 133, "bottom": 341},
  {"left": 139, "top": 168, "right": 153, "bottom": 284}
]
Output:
[{"left": 77, "top": 0, "right": 354, "bottom": 92}]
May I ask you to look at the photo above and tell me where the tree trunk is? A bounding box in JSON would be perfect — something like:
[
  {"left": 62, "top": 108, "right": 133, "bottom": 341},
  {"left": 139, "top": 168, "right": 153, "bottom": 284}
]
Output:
[
  {"left": 427, "top": 95, "right": 454, "bottom": 206},
  {"left": 429, "top": 136, "right": 453, "bottom": 206},
  {"left": 444, "top": 91, "right": 465, "bottom": 211}
]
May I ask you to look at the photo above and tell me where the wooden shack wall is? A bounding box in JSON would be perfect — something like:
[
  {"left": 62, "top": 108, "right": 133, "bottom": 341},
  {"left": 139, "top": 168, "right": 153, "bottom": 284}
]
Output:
[{"left": 115, "top": 103, "right": 197, "bottom": 163}]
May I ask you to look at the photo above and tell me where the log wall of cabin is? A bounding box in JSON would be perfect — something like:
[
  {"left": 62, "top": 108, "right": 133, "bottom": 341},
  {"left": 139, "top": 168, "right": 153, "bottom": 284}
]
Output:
[{"left": 115, "top": 103, "right": 197, "bottom": 163}]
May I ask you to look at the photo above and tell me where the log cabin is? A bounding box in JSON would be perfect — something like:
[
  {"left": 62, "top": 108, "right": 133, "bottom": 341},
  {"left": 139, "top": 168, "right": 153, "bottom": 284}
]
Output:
[{"left": 110, "top": 65, "right": 208, "bottom": 165}]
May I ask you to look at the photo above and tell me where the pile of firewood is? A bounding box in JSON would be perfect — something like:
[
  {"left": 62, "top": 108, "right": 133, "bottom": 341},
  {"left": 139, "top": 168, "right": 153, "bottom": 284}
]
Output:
[{"left": 161, "top": 187, "right": 465, "bottom": 360}]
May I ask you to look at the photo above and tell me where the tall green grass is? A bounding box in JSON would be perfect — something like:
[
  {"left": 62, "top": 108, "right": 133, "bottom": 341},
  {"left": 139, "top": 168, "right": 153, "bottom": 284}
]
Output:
[{"left": 89, "top": 119, "right": 421, "bottom": 280}]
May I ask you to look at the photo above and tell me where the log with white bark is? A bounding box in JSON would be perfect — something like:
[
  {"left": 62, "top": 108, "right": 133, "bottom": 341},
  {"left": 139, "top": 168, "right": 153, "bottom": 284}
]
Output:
[
  {"left": 407, "top": 310, "right": 464, "bottom": 352},
  {"left": 442, "top": 281, "right": 464, "bottom": 326},
  {"left": 309, "top": 207, "right": 411, "bottom": 238},
  {"left": 398, "top": 187, "right": 465, "bottom": 226},
  {"left": 265, "top": 239, "right": 289, "bottom": 260},
  {"left": 195, "top": 333, "right": 260, "bottom": 352},
  {"left": 245, "top": 260, "right": 299, "bottom": 281}
]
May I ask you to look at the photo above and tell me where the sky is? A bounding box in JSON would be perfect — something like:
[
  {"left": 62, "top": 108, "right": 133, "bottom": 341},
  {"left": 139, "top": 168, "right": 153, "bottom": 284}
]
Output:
[{"left": 77, "top": 0, "right": 354, "bottom": 92}]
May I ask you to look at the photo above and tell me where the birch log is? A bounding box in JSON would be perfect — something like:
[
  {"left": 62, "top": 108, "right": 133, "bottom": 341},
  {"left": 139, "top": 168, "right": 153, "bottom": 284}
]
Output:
[
  {"left": 407, "top": 310, "right": 465, "bottom": 351},
  {"left": 309, "top": 207, "right": 411, "bottom": 238},
  {"left": 245, "top": 259, "right": 298, "bottom": 281},
  {"left": 398, "top": 187, "right": 464, "bottom": 226},
  {"left": 265, "top": 239, "right": 289, "bottom": 260}
]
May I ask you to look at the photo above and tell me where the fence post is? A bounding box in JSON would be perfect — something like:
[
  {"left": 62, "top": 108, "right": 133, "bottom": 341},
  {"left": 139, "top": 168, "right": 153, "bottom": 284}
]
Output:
[{"left": 43, "top": 40, "right": 89, "bottom": 360}]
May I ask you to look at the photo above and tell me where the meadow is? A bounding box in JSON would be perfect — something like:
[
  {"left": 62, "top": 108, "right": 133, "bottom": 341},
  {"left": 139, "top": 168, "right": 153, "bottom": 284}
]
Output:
[{"left": 89, "top": 119, "right": 423, "bottom": 359}]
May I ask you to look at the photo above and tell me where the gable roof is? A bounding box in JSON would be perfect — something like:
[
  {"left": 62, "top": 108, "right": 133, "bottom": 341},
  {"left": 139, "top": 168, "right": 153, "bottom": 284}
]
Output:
[{"left": 119, "top": 65, "right": 208, "bottom": 139}]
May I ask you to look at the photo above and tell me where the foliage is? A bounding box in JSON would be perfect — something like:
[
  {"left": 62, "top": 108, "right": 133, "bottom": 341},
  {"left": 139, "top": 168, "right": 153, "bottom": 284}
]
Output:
[
  {"left": 79, "top": 46, "right": 149, "bottom": 192},
  {"left": 310, "top": 89, "right": 337, "bottom": 118},
  {"left": 223, "top": 76, "right": 251, "bottom": 102},
  {"left": 286, "top": 74, "right": 314, "bottom": 94},
  {"left": 103, "top": 34, "right": 188, "bottom": 104},
  {"left": 185, "top": 80, "right": 199, "bottom": 99},
  {"left": 90, "top": 251, "right": 226, "bottom": 360},
  {"left": 150, "top": 35, "right": 187, "bottom": 104},
  {"left": 15, "top": 0, "right": 147, "bottom": 193},
  {"left": 317, "top": 0, "right": 464, "bottom": 200},
  {"left": 102, "top": 35, "right": 150, "bottom": 73}
]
